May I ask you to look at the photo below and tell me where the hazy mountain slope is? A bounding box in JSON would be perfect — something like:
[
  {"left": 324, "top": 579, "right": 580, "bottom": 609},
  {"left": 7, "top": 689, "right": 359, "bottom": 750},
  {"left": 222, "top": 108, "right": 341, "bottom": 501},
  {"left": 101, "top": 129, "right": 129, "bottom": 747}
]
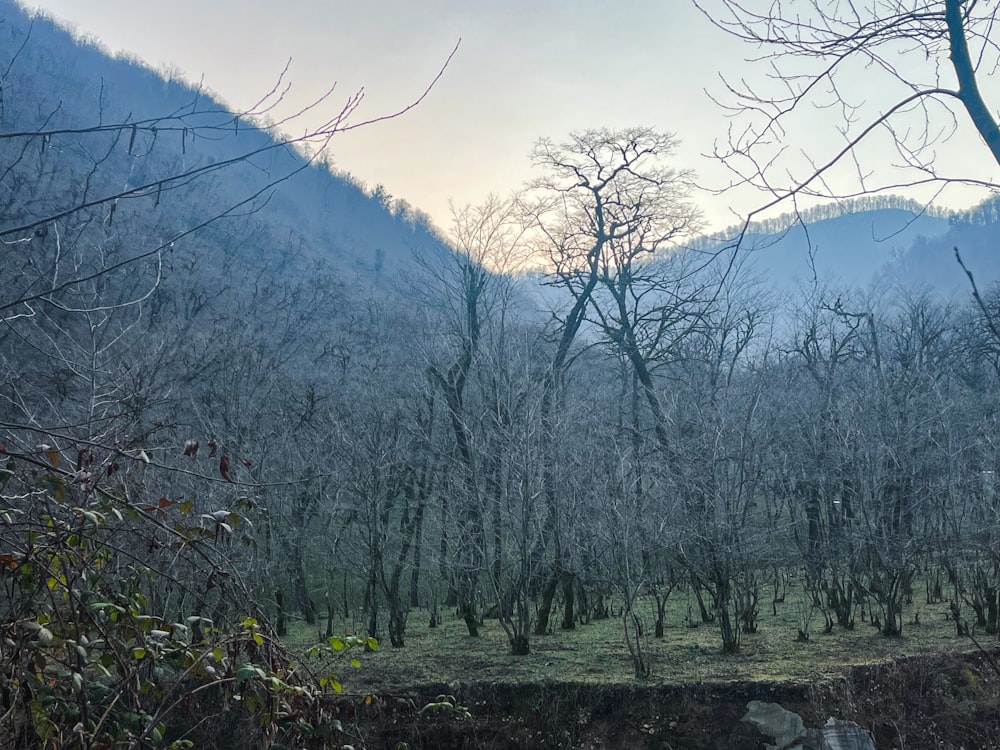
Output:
[
  {"left": 0, "top": 0, "right": 449, "bottom": 285},
  {"left": 896, "top": 199, "right": 1000, "bottom": 294},
  {"left": 703, "top": 198, "right": 1000, "bottom": 298},
  {"left": 735, "top": 207, "right": 952, "bottom": 293},
  {"left": 1, "top": 0, "right": 458, "bottom": 474}
]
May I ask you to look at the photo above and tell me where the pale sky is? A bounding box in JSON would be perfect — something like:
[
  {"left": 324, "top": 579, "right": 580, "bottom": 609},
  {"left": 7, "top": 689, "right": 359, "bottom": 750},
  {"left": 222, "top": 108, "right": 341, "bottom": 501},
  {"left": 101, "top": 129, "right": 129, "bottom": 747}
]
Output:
[{"left": 19, "top": 1, "right": 1000, "bottom": 234}]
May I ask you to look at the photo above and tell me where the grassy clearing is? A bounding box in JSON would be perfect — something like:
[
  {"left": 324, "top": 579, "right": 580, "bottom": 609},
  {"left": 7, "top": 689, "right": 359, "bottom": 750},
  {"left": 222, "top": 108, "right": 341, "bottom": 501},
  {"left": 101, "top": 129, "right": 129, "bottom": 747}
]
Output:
[{"left": 284, "top": 585, "right": 983, "bottom": 693}]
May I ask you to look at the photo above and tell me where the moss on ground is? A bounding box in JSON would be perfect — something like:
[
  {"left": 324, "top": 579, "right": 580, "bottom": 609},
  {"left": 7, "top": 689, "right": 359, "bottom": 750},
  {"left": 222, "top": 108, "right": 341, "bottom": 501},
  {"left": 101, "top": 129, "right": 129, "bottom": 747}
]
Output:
[{"left": 284, "top": 586, "right": 987, "bottom": 694}]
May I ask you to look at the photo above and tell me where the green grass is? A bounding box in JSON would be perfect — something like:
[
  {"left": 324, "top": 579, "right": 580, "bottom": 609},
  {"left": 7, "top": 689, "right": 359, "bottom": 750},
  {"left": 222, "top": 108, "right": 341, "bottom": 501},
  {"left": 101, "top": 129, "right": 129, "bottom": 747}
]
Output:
[{"left": 284, "top": 588, "right": 983, "bottom": 693}]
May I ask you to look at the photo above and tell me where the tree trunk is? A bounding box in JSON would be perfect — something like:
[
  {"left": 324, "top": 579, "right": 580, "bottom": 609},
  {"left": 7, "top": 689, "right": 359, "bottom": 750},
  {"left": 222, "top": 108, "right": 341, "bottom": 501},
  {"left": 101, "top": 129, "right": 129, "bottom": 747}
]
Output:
[
  {"left": 367, "top": 601, "right": 378, "bottom": 650},
  {"left": 387, "top": 603, "right": 406, "bottom": 647},
  {"left": 560, "top": 571, "right": 576, "bottom": 630},
  {"left": 292, "top": 550, "right": 316, "bottom": 625},
  {"left": 718, "top": 607, "right": 739, "bottom": 654},
  {"left": 439, "top": 493, "right": 458, "bottom": 607},
  {"left": 275, "top": 589, "right": 287, "bottom": 637},
  {"left": 409, "top": 499, "right": 426, "bottom": 608},
  {"left": 324, "top": 590, "right": 334, "bottom": 638},
  {"left": 654, "top": 593, "right": 667, "bottom": 638},
  {"left": 946, "top": 0, "right": 1000, "bottom": 167},
  {"left": 691, "top": 572, "right": 714, "bottom": 623},
  {"left": 534, "top": 571, "right": 559, "bottom": 635},
  {"left": 462, "top": 605, "right": 480, "bottom": 638},
  {"left": 509, "top": 634, "right": 530, "bottom": 655},
  {"left": 828, "top": 574, "right": 855, "bottom": 630}
]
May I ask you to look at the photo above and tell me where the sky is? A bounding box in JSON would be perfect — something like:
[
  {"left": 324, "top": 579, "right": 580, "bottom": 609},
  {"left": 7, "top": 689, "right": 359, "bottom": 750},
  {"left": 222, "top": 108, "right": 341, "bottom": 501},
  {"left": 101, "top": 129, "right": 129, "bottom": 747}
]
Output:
[{"left": 19, "top": 1, "right": 1000, "bottom": 235}]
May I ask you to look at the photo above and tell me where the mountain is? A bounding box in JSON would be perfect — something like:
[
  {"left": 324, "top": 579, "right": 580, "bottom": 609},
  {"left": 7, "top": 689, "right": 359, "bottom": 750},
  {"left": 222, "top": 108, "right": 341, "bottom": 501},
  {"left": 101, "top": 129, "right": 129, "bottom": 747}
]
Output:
[
  {"left": 699, "top": 196, "right": 1000, "bottom": 299},
  {"left": 0, "top": 0, "right": 450, "bottom": 287},
  {"left": 1, "top": 0, "right": 463, "bottom": 485}
]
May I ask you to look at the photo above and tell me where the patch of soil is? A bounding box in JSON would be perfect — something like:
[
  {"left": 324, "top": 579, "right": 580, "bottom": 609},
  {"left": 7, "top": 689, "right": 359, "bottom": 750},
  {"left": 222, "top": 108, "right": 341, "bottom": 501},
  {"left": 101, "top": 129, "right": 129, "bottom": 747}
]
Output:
[{"left": 328, "top": 650, "right": 1000, "bottom": 749}]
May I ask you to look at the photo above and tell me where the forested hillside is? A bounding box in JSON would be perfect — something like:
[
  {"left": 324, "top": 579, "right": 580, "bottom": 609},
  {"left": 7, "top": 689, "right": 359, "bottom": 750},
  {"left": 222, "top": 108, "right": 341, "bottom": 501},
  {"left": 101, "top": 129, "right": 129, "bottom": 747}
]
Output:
[
  {"left": 699, "top": 194, "right": 1000, "bottom": 296},
  {"left": 4, "top": 2, "right": 1000, "bottom": 749}
]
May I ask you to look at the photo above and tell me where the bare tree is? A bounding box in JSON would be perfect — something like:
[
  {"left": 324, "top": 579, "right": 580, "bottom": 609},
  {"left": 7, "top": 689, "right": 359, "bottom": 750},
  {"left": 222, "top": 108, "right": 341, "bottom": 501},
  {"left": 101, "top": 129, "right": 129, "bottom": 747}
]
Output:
[
  {"left": 418, "top": 196, "right": 530, "bottom": 637},
  {"left": 526, "top": 126, "right": 702, "bottom": 634},
  {"left": 696, "top": 0, "right": 1000, "bottom": 219},
  {"left": 482, "top": 330, "right": 549, "bottom": 655},
  {"left": 670, "top": 273, "right": 773, "bottom": 653}
]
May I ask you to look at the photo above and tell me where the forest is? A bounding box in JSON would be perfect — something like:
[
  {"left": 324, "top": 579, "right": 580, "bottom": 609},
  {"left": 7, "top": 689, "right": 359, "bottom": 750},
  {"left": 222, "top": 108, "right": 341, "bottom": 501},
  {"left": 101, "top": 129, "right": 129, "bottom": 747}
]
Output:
[{"left": 4, "top": 1, "right": 1000, "bottom": 749}]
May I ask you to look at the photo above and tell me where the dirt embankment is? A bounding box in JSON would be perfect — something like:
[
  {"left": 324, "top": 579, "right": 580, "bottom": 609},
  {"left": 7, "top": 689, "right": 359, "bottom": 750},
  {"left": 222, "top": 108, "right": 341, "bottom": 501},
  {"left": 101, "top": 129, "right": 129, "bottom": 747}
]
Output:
[{"left": 331, "top": 651, "right": 1000, "bottom": 749}]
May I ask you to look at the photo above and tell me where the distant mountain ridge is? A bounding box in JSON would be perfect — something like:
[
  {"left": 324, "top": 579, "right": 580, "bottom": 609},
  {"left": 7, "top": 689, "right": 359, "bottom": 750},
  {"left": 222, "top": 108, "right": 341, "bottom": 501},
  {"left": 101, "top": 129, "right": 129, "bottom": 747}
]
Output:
[
  {"left": 699, "top": 195, "right": 1000, "bottom": 298},
  {"left": 712, "top": 195, "right": 954, "bottom": 238}
]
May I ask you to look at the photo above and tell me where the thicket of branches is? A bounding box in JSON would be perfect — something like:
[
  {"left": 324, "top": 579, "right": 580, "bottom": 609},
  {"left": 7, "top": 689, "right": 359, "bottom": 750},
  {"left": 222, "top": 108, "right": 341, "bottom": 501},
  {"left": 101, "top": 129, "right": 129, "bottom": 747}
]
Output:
[
  {"left": 5, "top": 2, "right": 1000, "bottom": 749},
  {"left": 0, "top": 4, "right": 444, "bottom": 748}
]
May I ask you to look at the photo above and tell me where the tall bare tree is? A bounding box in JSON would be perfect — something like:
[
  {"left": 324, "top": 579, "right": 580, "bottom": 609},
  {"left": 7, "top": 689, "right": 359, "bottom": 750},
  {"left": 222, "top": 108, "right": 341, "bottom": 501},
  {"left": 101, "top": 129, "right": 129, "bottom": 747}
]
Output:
[{"left": 527, "top": 126, "right": 702, "bottom": 634}]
